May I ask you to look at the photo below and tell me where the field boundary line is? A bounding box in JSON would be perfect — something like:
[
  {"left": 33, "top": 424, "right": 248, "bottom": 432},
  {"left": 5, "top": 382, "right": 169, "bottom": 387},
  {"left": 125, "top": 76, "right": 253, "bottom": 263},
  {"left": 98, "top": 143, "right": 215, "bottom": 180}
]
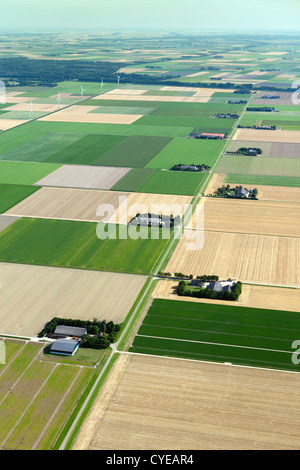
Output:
[
  {"left": 32, "top": 366, "right": 83, "bottom": 450},
  {"left": 0, "top": 363, "right": 59, "bottom": 450},
  {"left": 118, "top": 350, "right": 300, "bottom": 375},
  {"left": 0, "top": 341, "right": 27, "bottom": 379},
  {"left": 0, "top": 345, "right": 43, "bottom": 407},
  {"left": 136, "top": 334, "right": 293, "bottom": 354}
]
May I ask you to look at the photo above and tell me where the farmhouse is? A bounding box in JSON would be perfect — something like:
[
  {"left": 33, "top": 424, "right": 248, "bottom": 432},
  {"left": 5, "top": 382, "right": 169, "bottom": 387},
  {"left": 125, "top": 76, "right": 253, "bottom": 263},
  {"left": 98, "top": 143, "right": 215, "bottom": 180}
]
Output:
[
  {"left": 188, "top": 132, "right": 225, "bottom": 140},
  {"left": 191, "top": 279, "right": 236, "bottom": 292},
  {"left": 50, "top": 339, "right": 80, "bottom": 356},
  {"left": 236, "top": 188, "right": 250, "bottom": 198}
]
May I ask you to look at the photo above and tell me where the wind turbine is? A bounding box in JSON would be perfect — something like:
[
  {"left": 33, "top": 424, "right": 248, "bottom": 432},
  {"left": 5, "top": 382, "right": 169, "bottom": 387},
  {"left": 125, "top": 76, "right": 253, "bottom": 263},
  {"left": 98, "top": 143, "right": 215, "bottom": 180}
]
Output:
[
  {"left": 27, "top": 101, "right": 33, "bottom": 119},
  {"left": 57, "top": 92, "right": 62, "bottom": 108},
  {"left": 80, "top": 85, "right": 85, "bottom": 98}
]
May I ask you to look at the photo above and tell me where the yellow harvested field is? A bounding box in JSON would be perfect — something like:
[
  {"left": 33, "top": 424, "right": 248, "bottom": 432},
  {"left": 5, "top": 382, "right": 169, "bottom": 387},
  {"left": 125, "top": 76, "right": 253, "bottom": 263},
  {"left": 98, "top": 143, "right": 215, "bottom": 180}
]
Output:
[
  {"left": 110, "top": 191, "right": 193, "bottom": 225},
  {"left": 0, "top": 119, "right": 27, "bottom": 130},
  {"left": 0, "top": 263, "right": 147, "bottom": 336},
  {"left": 92, "top": 93, "right": 210, "bottom": 103},
  {"left": 6, "top": 187, "right": 192, "bottom": 224},
  {"left": 73, "top": 354, "right": 300, "bottom": 450},
  {"left": 189, "top": 198, "right": 300, "bottom": 237},
  {"left": 233, "top": 128, "right": 300, "bottom": 143},
  {"left": 166, "top": 231, "right": 300, "bottom": 287},
  {"left": 254, "top": 185, "right": 300, "bottom": 202},
  {"left": 38, "top": 111, "right": 142, "bottom": 124},
  {"left": 152, "top": 280, "right": 300, "bottom": 312}
]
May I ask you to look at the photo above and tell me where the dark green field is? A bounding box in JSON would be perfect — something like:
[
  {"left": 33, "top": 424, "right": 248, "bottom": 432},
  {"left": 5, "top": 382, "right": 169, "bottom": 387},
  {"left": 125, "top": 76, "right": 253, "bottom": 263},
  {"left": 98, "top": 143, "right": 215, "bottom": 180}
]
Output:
[
  {"left": 43, "top": 134, "right": 126, "bottom": 165},
  {"left": 0, "top": 218, "right": 169, "bottom": 275},
  {"left": 0, "top": 184, "right": 40, "bottom": 213},
  {"left": 130, "top": 298, "right": 300, "bottom": 371},
  {"left": 92, "top": 135, "right": 172, "bottom": 167}
]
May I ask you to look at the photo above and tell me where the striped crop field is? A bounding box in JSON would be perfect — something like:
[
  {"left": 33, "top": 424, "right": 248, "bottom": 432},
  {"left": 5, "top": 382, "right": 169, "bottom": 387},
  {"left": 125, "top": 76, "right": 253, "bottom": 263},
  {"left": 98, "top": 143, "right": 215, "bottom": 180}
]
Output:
[{"left": 130, "top": 298, "right": 300, "bottom": 371}]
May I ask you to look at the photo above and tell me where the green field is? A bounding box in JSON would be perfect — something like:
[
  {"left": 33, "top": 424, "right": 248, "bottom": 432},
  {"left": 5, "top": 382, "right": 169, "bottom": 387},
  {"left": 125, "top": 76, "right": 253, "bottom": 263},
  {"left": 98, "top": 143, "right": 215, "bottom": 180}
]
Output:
[
  {"left": 138, "top": 169, "right": 206, "bottom": 196},
  {"left": 216, "top": 155, "right": 300, "bottom": 177},
  {"left": 146, "top": 137, "right": 224, "bottom": 169},
  {"left": 92, "top": 135, "right": 172, "bottom": 167},
  {"left": 0, "top": 161, "right": 61, "bottom": 185},
  {"left": 43, "top": 134, "right": 126, "bottom": 165},
  {"left": 224, "top": 173, "right": 300, "bottom": 187},
  {"left": 0, "top": 133, "right": 83, "bottom": 163},
  {"left": 134, "top": 115, "right": 235, "bottom": 134},
  {"left": 111, "top": 168, "right": 155, "bottom": 192},
  {"left": 130, "top": 298, "right": 300, "bottom": 371},
  {"left": 0, "top": 218, "right": 169, "bottom": 275},
  {"left": 0, "top": 184, "right": 40, "bottom": 213}
]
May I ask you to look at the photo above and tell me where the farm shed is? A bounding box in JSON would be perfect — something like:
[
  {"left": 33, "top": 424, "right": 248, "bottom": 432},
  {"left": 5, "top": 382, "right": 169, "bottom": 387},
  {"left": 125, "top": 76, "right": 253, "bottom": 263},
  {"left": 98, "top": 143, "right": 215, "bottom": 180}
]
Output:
[
  {"left": 50, "top": 339, "right": 79, "bottom": 356},
  {"left": 54, "top": 325, "right": 87, "bottom": 338}
]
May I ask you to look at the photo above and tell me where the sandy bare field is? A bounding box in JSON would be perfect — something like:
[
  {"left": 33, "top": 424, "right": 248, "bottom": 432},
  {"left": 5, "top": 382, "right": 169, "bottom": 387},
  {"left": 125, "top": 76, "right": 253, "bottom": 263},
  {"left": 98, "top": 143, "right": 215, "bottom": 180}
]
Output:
[
  {"left": 0, "top": 263, "right": 147, "bottom": 336},
  {"left": 4, "top": 103, "right": 67, "bottom": 113},
  {"left": 6, "top": 187, "right": 192, "bottom": 224},
  {"left": 34, "top": 164, "right": 131, "bottom": 190},
  {"left": 38, "top": 110, "right": 142, "bottom": 124},
  {"left": 152, "top": 279, "right": 300, "bottom": 312},
  {"left": 73, "top": 354, "right": 300, "bottom": 450},
  {"left": 194, "top": 198, "right": 300, "bottom": 237},
  {"left": 166, "top": 230, "right": 300, "bottom": 287},
  {"left": 0, "top": 215, "right": 19, "bottom": 232},
  {"left": 233, "top": 128, "right": 300, "bottom": 144},
  {"left": 92, "top": 93, "right": 210, "bottom": 103},
  {"left": 0, "top": 119, "right": 27, "bottom": 130},
  {"left": 105, "top": 89, "right": 149, "bottom": 95},
  {"left": 5, "top": 96, "right": 34, "bottom": 104}
]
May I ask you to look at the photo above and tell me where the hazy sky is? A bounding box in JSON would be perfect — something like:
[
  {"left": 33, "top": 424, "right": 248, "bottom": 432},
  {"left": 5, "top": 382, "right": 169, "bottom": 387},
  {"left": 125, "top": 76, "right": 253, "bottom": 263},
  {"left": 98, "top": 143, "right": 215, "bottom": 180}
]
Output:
[{"left": 2, "top": 0, "right": 300, "bottom": 32}]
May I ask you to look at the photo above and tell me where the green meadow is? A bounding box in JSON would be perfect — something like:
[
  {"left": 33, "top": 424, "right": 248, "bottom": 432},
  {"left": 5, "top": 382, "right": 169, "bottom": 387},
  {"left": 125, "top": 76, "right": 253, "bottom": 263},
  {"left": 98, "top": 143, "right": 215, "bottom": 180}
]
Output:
[{"left": 0, "top": 218, "right": 169, "bottom": 275}]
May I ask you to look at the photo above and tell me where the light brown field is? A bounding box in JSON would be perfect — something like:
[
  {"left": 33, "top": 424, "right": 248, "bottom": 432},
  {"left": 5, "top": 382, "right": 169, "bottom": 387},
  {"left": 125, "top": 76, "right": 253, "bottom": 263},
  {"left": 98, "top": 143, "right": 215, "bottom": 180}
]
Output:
[
  {"left": 0, "top": 119, "right": 27, "bottom": 130},
  {"left": 92, "top": 93, "right": 210, "bottom": 103},
  {"left": 233, "top": 128, "right": 300, "bottom": 144},
  {"left": 152, "top": 280, "right": 300, "bottom": 312},
  {"left": 6, "top": 187, "right": 192, "bottom": 224},
  {"left": 73, "top": 354, "right": 300, "bottom": 450},
  {"left": 4, "top": 102, "right": 67, "bottom": 113},
  {"left": 105, "top": 88, "right": 148, "bottom": 95},
  {"left": 0, "top": 263, "right": 147, "bottom": 336},
  {"left": 38, "top": 111, "right": 142, "bottom": 124},
  {"left": 4, "top": 96, "right": 33, "bottom": 104},
  {"left": 190, "top": 198, "right": 300, "bottom": 237},
  {"left": 204, "top": 173, "right": 300, "bottom": 202},
  {"left": 34, "top": 164, "right": 131, "bottom": 190},
  {"left": 166, "top": 230, "right": 300, "bottom": 287},
  {"left": 184, "top": 71, "right": 209, "bottom": 78}
]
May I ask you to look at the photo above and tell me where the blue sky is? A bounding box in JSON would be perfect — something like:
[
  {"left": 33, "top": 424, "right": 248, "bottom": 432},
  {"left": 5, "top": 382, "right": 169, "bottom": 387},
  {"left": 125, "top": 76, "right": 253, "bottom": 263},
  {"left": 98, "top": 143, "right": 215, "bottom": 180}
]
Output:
[{"left": 1, "top": 0, "right": 300, "bottom": 32}]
